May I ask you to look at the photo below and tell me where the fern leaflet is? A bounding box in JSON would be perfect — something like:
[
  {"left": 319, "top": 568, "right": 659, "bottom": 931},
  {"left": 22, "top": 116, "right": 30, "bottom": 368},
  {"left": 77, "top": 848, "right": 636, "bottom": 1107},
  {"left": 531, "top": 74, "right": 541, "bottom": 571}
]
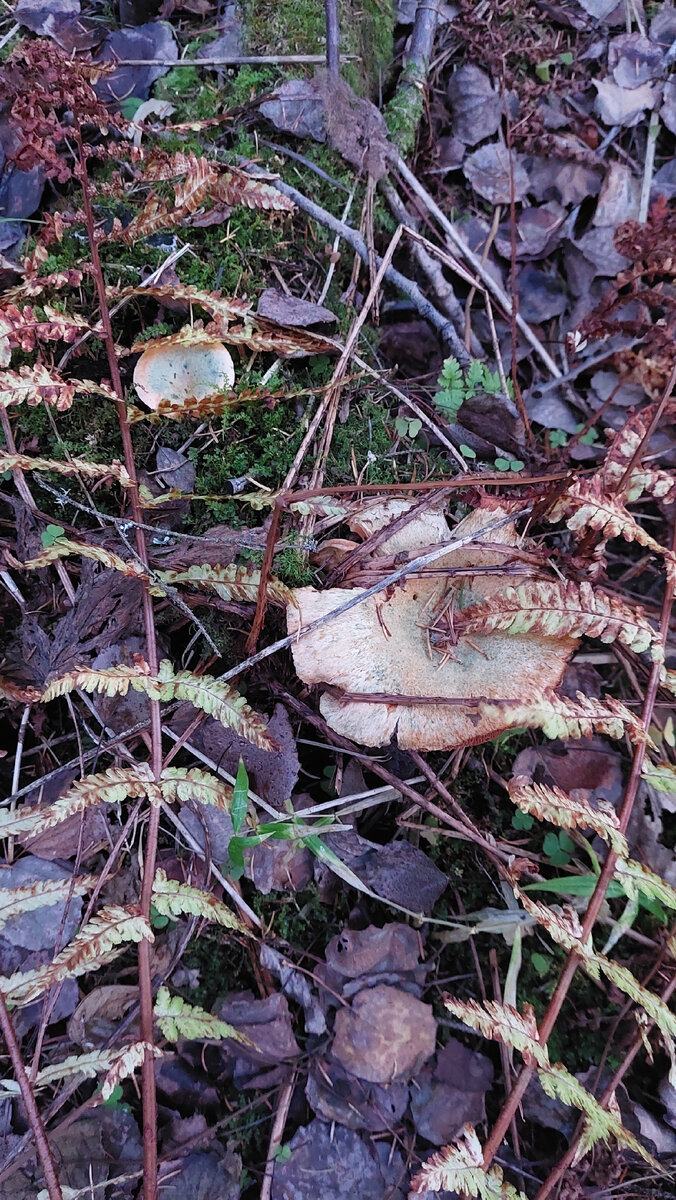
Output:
[
  {"left": 152, "top": 869, "right": 250, "bottom": 933},
  {"left": 154, "top": 985, "right": 252, "bottom": 1045}
]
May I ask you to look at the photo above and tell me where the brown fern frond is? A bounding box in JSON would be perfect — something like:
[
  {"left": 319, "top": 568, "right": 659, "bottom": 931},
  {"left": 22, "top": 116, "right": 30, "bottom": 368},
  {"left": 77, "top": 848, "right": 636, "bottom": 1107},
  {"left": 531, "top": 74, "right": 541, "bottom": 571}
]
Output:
[
  {"left": 0, "top": 874, "right": 96, "bottom": 929},
  {"left": 507, "top": 777, "right": 628, "bottom": 857},
  {"left": 0, "top": 905, "right": 153, "bottom": 1006},
  {"left": 214, "top": 167, "right": 295, "bottom": 212},
  {"left": 121, "top": 284, "right": 254, "bottom": 325},
  {"left": 159, "top": 766, "right": 234, "bottom": 810},
  {"left": 20, "top": 537, "right": 149, "bottom": 582},
  {"left": 0, "top": 767, "right": 158, "bottom": 839},
  {"left": 127, "top": 390, "right": 240, "bottom": 424},
  {"left": 154, "top": 564, "right": 293, "bottom": 606},
  {"left": 458, "top": 579, "right": 661, "bottom": 661},
  {"left": 156, "top": 660, "right": 275, "bottom": 750},
  {"left": 0, "top": 451, "right": 133, "bottom": 486},
  {"left": 0, "top": 674, "right": 40, "bottom": 704},
  {"left": 41, "top": 661, "right": 159, "bottom": 704},
  {"left": 411, "top": 1125, "right": 528, "bottom": 1198},
  {"left": 547, "top": 478, "right": 676, "bottom": 579},
  {"left": 0, "top": 365, "right": 76, "bottom": 410},
  {"left": 0, "top": 304, "right": 91, "bottom": 364},
  {"left": 444, "top": 997, "right": 548, "bottom": 1068}
]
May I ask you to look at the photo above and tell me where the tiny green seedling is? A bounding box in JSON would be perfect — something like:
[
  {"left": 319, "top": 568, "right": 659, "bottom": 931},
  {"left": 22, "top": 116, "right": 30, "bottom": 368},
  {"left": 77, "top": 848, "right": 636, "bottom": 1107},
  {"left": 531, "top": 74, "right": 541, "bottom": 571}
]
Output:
[
  {"left": 394, "top": 415, "right": 422, "bottom": 439},
  {"left": 41, "top": 524, "right": 66, "bottom": 548},
  {"left": 433, "top": 356, "right": 512, "bottom": 423}
]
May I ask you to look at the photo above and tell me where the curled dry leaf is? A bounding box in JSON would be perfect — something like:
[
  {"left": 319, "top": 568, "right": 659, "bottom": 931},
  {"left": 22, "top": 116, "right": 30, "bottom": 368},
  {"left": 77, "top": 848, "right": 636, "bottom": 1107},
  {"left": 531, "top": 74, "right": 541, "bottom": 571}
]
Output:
[{"left": 286, "top": 500, "right": 577, "bottom": 750}]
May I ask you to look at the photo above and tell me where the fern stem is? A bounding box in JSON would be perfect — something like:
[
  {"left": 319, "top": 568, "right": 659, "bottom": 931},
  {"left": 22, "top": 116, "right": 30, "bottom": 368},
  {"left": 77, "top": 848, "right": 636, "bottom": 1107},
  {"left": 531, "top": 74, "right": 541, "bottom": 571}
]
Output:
[
  {"left": 77, "top": 136, "right": 162, "bottom": 1200},
  {"left": 0, "top": 992, "right": 63, "bottom": 1200},
  {"left": 482, "top": 517, "right": 676, "bottom": 1178}
]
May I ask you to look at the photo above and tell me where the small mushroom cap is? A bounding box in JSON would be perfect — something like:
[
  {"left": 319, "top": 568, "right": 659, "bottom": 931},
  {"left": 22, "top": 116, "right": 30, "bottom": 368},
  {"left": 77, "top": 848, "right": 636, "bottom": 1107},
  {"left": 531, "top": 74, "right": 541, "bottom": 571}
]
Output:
[{"left": 133, "top": 341, "right": 235, "bottom": 410}]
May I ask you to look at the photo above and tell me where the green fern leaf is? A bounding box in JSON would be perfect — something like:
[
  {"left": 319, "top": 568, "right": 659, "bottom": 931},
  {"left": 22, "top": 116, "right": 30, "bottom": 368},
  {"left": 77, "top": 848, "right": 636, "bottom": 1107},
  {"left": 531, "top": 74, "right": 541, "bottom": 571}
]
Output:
[
  {"left": 156, "top": 660, "right": 275, "bottom": 750},
  {"left": 152, "top": 869, "right": 250, "bottom": 933},
  {"left": 154, "top": 985, "right": 253, "bottom": 1044}
]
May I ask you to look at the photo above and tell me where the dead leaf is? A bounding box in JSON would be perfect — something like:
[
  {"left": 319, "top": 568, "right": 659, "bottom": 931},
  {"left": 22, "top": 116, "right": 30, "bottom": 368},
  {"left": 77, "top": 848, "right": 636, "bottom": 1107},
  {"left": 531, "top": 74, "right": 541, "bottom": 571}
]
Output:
[
  {"left": 155, "top": 446, "right": 195, "bottom": 493},
  {"left": 94, "top": 21, "right": 178, "bottom": 104},
  {"left": 331, "top": 983, "right": 437, "bottom": 1083},
  {"left": 410, "top": 1038, "right": 494, "bottom": 1145},
  {"left": 313, "top": 69, "right": 391, "bottom": 181},
  {"left": 661, "top": 77, "right": 676, "bottom": 135},
  {"left": 594, "top": 78, "right": 658, "bottom": 127},
  {"left": 157, "top": 1149, "right": 241, "bottom": 1200},
  {"left": 593, "top": 162, "right": 641, "bottom": 226},
  {"left": 527, "top": 155, "right": 602, "bottom": 206},
  {"left": 68, "top": 984, "right": 139, "bottom": 1049},
  {"left": 0, "top": 857, "right": 82, "bottom": 952},
  {"left": 574, "top": 225, "right": 631, "bottom": 275},
  {"left": 447, "top": 65, "right": 502, "bottom": 145},
  {"left": 608, "top": 32, "right": 663, "bottom": 87},
  {"left": 271, "top": 1119, "right": 406, "bottom": 1200},
  {"left": 325, "top": 923, "right": 422, "bottom": 979},
  {"left": 516, "top": 264, "right": 568, "bottom": 323},
  {"left": 495, "top": 202, "right": 567, "bottom": 260},
  {"left": 217, "top": 991, "right": 299, "bottom": 1064},
  {"left": 259, "top": 943, "right": 327, "bottom": 1035},
  {"left": 306, "top": 1057, "right": 409, "bottom": 1130},
  {"left": 257, "top": 288, "right": 336, "bottom": 328},
  {"left": 463, "top": 143, "right": 530, "bottom": 204},
  {"left": 287, "top": 500, "right": 577, "bottom": 750},
  {"left": 259, "top": 78, "right": 327, "bottom": 141}
]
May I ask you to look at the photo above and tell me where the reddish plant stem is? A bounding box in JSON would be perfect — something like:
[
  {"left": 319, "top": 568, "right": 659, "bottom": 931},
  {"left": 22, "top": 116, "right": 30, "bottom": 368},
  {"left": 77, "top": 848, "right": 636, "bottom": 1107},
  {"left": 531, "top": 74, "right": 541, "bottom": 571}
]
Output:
[
  {"left": 481, "top": 515, "right": 676, "bottom": 1172},
  {"left": 77, "top": 138, "right": 162, "bottom": 1200},
  {"left": 245, "top": 497, "right": 281, "bottom": 654},
  {"left": 0, "top": 992, "right": 63, "bottom": 1200}
]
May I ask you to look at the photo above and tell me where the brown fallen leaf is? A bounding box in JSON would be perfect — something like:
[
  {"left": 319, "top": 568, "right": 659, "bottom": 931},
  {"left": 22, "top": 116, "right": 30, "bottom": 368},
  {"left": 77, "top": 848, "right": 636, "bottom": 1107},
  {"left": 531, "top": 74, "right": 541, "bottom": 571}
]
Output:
[
  {"left": 287, "top": 500, "right": 577, "bottom": 750},
  {"left": 331, "top": 983, "right": 437, "bottom": 1084}
]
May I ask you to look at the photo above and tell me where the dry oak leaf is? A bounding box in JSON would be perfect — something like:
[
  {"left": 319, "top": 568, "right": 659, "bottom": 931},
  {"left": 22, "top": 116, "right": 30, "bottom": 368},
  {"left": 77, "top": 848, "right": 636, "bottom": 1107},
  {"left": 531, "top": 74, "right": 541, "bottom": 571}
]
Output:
[
  {"left": 331, "top": 984, "right": 437, "bottom": 1084},
  {"left": 286, "top": 501, "right": 577, "bottom": 750}
]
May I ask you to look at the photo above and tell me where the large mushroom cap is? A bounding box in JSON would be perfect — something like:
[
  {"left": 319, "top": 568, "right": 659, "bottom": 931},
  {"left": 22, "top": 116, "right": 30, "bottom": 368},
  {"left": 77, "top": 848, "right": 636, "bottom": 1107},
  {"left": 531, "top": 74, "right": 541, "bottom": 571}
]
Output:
[
  {"left": 287, "top": 501, "right": 578, "bottom": 750},
  {"left": 133, "top": 340, "right": 235, "bottom": 410}
]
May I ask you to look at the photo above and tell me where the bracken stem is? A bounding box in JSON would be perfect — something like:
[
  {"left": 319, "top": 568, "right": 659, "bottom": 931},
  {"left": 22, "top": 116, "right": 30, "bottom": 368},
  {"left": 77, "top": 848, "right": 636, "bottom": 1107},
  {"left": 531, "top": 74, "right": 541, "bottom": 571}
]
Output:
[
  {"left": 77, "top": 135, "right": 162, "bottom": 1200},
  {"left": 0, "top": 991, "right": 63, "bottom": 1200}
]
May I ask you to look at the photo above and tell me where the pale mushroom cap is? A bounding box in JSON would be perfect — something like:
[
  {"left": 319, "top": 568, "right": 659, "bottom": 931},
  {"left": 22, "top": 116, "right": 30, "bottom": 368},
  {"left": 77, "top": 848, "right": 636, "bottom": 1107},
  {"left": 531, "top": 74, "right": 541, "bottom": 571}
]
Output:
[
  {"left": 287, "top": 502, "right": 577, "bottom": 750},
  {"left": 133, "top": 341, "right": 235, "bottom": 410}
]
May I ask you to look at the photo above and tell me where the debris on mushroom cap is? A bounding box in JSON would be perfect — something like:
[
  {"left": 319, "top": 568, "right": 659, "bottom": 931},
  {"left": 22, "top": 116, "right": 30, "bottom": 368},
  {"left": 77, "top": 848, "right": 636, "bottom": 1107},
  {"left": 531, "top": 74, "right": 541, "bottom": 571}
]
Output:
[
  {"left": 133, "top": 340, "right": 235, "bottom": 411},
  {"left": 286, "top": 500, "right": 578, "bottom": 750}
]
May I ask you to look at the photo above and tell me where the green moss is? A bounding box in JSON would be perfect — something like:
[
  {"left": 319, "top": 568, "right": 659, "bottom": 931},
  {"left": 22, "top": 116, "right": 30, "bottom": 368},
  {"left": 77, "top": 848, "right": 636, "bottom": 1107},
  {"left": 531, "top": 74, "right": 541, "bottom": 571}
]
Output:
[
  {"left": 385, "top": 77, "right": 425, "bottom": 156},
  {"left": 274, "top": 545, "right": 314, "bottom": 587}
]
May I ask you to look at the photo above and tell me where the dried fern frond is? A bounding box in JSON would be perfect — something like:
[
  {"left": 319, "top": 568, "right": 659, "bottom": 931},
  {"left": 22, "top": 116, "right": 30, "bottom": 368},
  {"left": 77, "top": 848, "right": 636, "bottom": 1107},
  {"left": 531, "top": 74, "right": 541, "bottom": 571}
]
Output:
[
  {"left": 41, "top": 661, "right": 159, "bottom": 704},
  {"left": 154, "top": 985, "right": 252, "bottom": 1045},
  {"left": 642, "top": 760, "right": 676, "bottom": 794},
  {"left": 0, "top": 451, "right": 133, "bottom": 487},
  {"left": 515, "top": 890, "right": 676, "bottom": 1041},
  {"left": 0, "top": 874, "right": 96, "bottom": 929},
  {"left": 445, "top": 997, "right": 548, "bottom": 1068},
  {"left": 156, "top": 660, "right": 275, "bottom": 750},
  {"left": 613, "top": 857, "right": 676, "bottom": 910},
  {"left": 121, "top": 283, "right": 253, "bottom": 327},
  {"left": 127, "top": 390, "right": 240, "bottom": 424},
  {"left": 0, "top": 365, "right": 75, "bottom": 410},
  {"left": 507, "top": 776, "right": 628, "bottom": 857},
  {"left": 0, "top": 766, "right": 158, "bottom": 839},
  {"left": 20, "top": 537, "right": 149, "bottom": 582},
  {"left": 214, "top": 167, "right": 295, "bottom": 212},
  {"left": 479, "top": 691, "right": 649, "bottom": 745},
  {"left": 32, "top": 1042, "right": 161, "bottom": 1098},
  {"left": 459, "top": 579, "right": 662, "bottom": 661},
  {"left": 547, "top": 478, "right": 676, "bottom": 580},
  {"left": 538, "top": 1064, "right": 658, "bottom": 1168},
  {"left": 154, "top": 564, "right": 293, "bottom": 606},
  {"left": 159, "top": 766, "right": 234, "bottom": 810},
  {"left": 410, "top": 1125, "right": 527, "bottom": 1198},
  {"left": 0, "top": 905, "right": 153, "bottom": 1006},
  {"left": 0, "top": 304, "right": 90, "bottom": 364},
  {"left": 152, "top": 869, "right": 250, "bottom": 933},
  {"left": 113, "top": 159, "right": 216, "bottom": 245},
  {"left": 0, "top": 674, "right": 41, "bottom": 704},
  {"left": 444, "top": 997, "right": 657, "bottom": 1169}
]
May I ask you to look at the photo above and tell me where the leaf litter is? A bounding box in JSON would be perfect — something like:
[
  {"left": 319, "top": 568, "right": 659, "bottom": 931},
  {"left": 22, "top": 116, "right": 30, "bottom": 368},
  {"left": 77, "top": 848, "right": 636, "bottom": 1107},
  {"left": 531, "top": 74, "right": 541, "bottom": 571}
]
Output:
[{"left": 0, "top": 0, "right": 675, "bottom": 1197}]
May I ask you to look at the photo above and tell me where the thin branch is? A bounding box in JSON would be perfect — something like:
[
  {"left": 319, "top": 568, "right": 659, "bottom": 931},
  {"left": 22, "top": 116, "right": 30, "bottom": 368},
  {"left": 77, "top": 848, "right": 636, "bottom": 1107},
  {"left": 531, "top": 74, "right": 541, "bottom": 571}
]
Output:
[{"left": 325, "top": 0, "right": 340, "bottom": 74}]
